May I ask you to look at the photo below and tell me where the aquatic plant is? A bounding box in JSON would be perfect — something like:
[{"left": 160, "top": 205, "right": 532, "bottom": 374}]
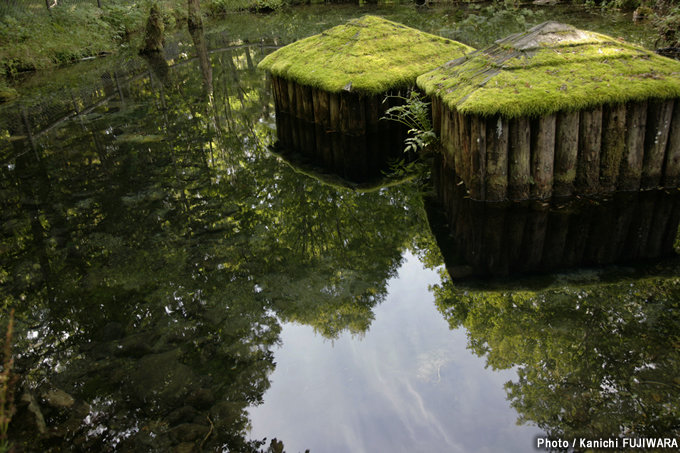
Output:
[
  {"left": 382, "top": 90, "right": 437, "bottom": 153},
  {"left": 258, "top": 15, "right": 474, "bottom": 96}
]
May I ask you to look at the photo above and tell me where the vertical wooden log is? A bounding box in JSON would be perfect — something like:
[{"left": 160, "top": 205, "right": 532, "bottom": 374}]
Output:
[
  {"left": 530, "top": 114, "right": 556, "bottom": 199},
  {"left": 600, "top": 103, "right": 627, "bottom": 192},
  {"left": 553, "top": 111, "right": 579, "bottom": 197},
  {"left": 508, "top": 117, "right": 531, "bottom": 200},
  {"left": 377, "top": 94, "right": 392, "bottom": 173},
  {"left": 485, "top": 115, "right": 509, "bottom": 201},
  {"left": 365, "top": 95, "right": 382, "bottom": 178},
  {"left": 347, "top": 94, "right": 367, "bottom": 181},
  {"left": 641, "top": 99, "right": 674, "bottom": 189},
  {"left": 662, "top": 100, "right": 680, "bottom": 188},
  {"left": 329, "top": 92, "right": 342, "bottom": 173},
  {"left": 457, "top": 111, "right": 472, "bottom": 188},
  {"left": 432, "top": 96, "right": 441, "bottom": 136},
  {"left": 277, "top": 77, "right": 290, "bottom": 114},
  {"left": 583, "top": 200, "right": 616, "bottom": 265},
  {"left": 575, "top": 106, "right": 602, "bottom": 195},
  {"left": 451, "top": 109, "right": 462, "bottom": 174},
  {"left": 441, "top": 104, "right": 453, "bottom": 169},
  {"left": 287, "top": 80, "right": 300, "bottom": 151},
  {"left": 619, "top": 101, "right": 647, "bottom": 191},
  {"left": 469, "top": 115, "right": 486, "bottom": 200},
  {"left": 301, "top": 84, "right": 316, "bottom": 160}
]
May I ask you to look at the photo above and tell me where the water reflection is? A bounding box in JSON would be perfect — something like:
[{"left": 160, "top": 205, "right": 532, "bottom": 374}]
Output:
[
  {"left": 1, "top": 5, "right": 677, "bottom": 453},
  {"left": 433, "top": 269, "right": 680, "bottom": 444},
  {"left": 431, "top": 155, "right": 680, "bottom": 279},
  {"left": 1, "top": 35, "right": 427, "bottom": 452}
]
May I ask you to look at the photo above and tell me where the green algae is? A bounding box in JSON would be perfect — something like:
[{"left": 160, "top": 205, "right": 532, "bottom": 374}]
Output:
[
  {"left": 258, "top": 15, "right": 474, "bottom": 96},
  {"left": 417, "top": 21, "right": 680, "bottom": 119}
]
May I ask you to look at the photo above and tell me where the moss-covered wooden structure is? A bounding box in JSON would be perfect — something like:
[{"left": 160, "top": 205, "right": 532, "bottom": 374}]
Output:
[
  {"left": 418, "top": 21, "right": 680, "bottom": 201},
  {"left": 258, "top": 15, "right": 474, "bottom": 181}
]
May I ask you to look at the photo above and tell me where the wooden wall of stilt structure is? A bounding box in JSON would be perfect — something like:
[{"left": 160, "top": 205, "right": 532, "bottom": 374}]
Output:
[
  {"left": 431, "top": 154, "right": 680, "bottom": 278},
  {"left": 271, "top": 75, "right": 412, "bottom": 182},
  {"left": 432, "top": 97, "right": 680, "bottom": 201}
]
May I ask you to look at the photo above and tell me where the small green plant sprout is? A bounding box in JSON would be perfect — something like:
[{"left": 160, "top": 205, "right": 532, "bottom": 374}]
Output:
[
  {"left": 382, "top": 90, "right": 437, "bottom": 154},
  {"left": 0, "top": 309, "right": 16, "bottom": 453}
]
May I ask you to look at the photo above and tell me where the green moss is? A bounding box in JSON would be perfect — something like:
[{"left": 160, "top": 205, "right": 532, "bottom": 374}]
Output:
[
  {"left": 258, "top": 15, "right": 474, "bottom": 96},
  {"left": 417, "top": 21, "right": 680, "bottom": 119}
]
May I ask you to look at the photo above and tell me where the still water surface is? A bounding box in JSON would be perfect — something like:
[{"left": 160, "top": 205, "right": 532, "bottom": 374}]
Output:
[{"left": 2, "top": 4, "right": 679, "bottom": 452}]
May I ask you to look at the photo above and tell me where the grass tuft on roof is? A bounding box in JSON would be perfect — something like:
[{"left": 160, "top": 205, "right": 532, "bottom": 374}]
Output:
[
  {"left": 258, "top": 15, "right": 474, "bottom": 96},
  {"left": 417, "top": 21, "right": 680, "bottom": 119}
]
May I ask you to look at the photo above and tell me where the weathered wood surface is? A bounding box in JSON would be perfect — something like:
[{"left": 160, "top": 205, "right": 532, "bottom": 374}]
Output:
[
  {"left": 600, "top": 103, "right": 626, "bottom": 192},
  {"left": 553, "top": 111, "right": 579, "bottom": 197},
  {"left": 485, "top": 115, "right": 509, "bottom": 201},
  {"left": 641, "top": 99, "right": 674, "bottom": 189},
  {"left": 619, "top": 101, "right": 647, "bottom": 191},
  {"left": 575, "top": 106, "right": 602, "bottom": 195},
  {"left": 508, "top": 117, "right": 531, "bottom": 200},
  {"left": 531, "top": 114, "right": 556, "bottom": 199}
]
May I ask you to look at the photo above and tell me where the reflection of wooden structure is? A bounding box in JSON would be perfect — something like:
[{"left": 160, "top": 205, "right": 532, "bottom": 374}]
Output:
[
  {"left": 260, "top": 15, "right": 473, "bottom": 182},
  {"left": 431, "top": 154, "right": 680, "bottom": 279},
  {"left": 419, "top": 22, "right": 680, "bottom": 201}
]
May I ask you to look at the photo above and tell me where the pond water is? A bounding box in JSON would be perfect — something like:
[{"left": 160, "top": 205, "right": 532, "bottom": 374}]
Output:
[{"left": 2, "top": 3, "right": 680, "bottom": 453}]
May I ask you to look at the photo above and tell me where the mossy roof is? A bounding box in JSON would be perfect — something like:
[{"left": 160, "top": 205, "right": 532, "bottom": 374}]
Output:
[
  {"left": 417, "top": 21, "right": 680, "bottom": 119},
  {"left": 257, "top": 15, "right": 474, "bottom": 96}
]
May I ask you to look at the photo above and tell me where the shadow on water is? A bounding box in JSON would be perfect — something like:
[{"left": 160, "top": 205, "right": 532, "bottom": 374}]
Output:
[{"left": 1, "top": 4, "right": 678, "bottom": 453}]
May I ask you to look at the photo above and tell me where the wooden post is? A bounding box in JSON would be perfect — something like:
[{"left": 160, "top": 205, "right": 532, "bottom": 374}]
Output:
[
  {"left": 441, "top": 104, "right": 453, "bottom": 169},
  {"left": 530, "top": 114, "right": 556, "bottom": 199},
  {"left": 432, "top": 96, "right": 441, "bottom": 136},
  {"left": 575, "top": 106, "right": 602, "bottom": 195},
  {"left": 508, "top": 117, "right": 531, "bottom": 200},
  {"left": 661, "top": 191, "right": 680, "bottom": 252},
  {"left": 300, "top": 84, "right": 316, "bottom": 160},
  {"left": 457, "top": 111, "right": 472, "bottom": 189},
  {"left": 469, "top": 115, "right": 486, "bottom": 200},
  {"left": 562, "top": 204, "right": 592, "bottom": 267},
  {"left": 662, "top": 100, "right": 680, "bottom": 188},
  {"left": 619, "top": 101, "right": 647, "bottom": 191},
  {"left": 485, "top": 115, "right": 509, "bottom": 201},
  {"left": 287, "top": 80, "right": 300, "bottom": 150},
  {"left": 377, "top": 94, "right": 392, "bottom": 173},
  {"left": 623, "top": 193, "right": 655, "bottom": 260},
  {"left": 599, "top": 103, "right": 627, "bottom": 192},
  {"left": 506, "top": 202, "right": 528, "bottom": 271},
  {"left": 329, "top": 92, "right": 342, "bottom": 172},
  {"left": 610, "top": 192, "right": 637, "bottom": 261},
  {"left": 553, "top": 111, "right": 579, "bottom": 197},
  {"left": 641, "top": 99, "right": 674, "bottom": 189},
  {"left": 347, "top": 94, "right": 367, "bottom": 181}
]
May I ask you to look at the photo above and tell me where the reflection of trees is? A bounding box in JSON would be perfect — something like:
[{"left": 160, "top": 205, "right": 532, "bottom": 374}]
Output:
[
  {"left": 433, "top": 275, "right": 680, "bottom": 446},
  {"left": 1, "top": 34, "right": 428, "bottom": 451}
]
